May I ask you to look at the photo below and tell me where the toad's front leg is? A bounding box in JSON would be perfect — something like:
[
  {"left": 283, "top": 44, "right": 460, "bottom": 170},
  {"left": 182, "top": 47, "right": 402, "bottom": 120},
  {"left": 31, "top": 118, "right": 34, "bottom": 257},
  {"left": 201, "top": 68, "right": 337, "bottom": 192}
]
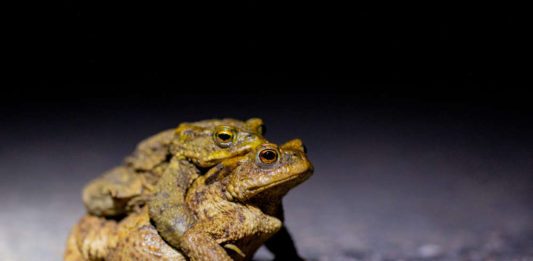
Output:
[
  {"left": 177, "top": 207, "right": 259, "bottom": 261},
  {"left": 179, "top": 225, "right": 233, "bottom": 261},
  {"left": 148, "top": 157, "right": 199, "bottom": 248}
]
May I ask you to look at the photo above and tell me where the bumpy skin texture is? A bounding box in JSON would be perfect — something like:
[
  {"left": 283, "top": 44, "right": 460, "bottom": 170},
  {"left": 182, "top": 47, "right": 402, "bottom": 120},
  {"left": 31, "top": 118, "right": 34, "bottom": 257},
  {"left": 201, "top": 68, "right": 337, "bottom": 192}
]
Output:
[
  {"left": 108, "top": 208, "right": 186, "bottom": 261},
  {"left": 65, "top": 215, "right": 119, "bottom": 261},
  {"left": 178, "top": 139, "right": 313, "bottom": 261},
  {"left": 65, "top": 139, "right": 312, "bottom": 261},
  {"left": 149, "top": 119, "right": 267, "bottom": 247},
  {"left": 82, "top": 118, "right": 265, "bottom": 217},
  {"left": 65, "top": 209, "right": 184, "bottom": 261},
  {"left": 75, "top": 118, "right": 267, "bottom": 260},
  {"left": 82, "top": 167, "right": 145, "bottom": 216}
]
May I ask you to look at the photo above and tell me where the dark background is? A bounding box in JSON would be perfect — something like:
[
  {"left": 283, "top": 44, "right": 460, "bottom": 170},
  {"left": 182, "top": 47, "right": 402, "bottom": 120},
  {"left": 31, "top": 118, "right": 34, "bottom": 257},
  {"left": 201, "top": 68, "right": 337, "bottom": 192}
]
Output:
[{"left": 2, "top": 4, "right": 532, "bottom": 261}]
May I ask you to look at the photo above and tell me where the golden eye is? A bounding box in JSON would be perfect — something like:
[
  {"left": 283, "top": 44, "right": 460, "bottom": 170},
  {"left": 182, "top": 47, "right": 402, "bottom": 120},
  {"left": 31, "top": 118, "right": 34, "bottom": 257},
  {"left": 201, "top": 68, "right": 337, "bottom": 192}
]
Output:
[
  {"left": 258, "top": 149, "right": 278, "bottom": 164},
  {"left": 214, "top": 126, "right": 235, "bottom": 147}
]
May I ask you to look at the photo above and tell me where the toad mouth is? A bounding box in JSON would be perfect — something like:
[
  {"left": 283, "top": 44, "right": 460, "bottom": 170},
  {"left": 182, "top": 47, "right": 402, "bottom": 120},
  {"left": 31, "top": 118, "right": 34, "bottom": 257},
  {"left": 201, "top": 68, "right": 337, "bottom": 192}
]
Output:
[{"left": 247, "top": 171, "right": 309, "bottom": 192}]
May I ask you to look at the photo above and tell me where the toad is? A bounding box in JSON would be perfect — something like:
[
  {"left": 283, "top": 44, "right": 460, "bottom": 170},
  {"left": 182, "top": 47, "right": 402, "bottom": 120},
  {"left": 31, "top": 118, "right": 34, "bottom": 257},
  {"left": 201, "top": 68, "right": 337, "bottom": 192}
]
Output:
[
  {"left": 82, "top": 118, "right": 266, "bottom": 217},
  {"left": 65, "top": 139, "right": 312, "bottom": 261}
]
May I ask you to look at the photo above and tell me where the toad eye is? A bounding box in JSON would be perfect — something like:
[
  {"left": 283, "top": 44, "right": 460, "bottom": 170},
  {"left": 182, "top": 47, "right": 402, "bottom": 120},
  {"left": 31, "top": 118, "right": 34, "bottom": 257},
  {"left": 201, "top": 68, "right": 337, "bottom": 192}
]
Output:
[
  {"left": 258, "top": 149, "right": 278, "bottom": 164},
  {"left": 214, "top": 126, "right": 235, "bottom": 148}
]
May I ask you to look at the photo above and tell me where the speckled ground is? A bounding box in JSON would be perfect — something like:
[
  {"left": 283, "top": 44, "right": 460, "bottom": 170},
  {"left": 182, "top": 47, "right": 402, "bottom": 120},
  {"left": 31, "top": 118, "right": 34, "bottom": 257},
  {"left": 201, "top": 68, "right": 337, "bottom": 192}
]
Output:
[{"left": 2, "top": 101, "right": 532, "bottom": 261}]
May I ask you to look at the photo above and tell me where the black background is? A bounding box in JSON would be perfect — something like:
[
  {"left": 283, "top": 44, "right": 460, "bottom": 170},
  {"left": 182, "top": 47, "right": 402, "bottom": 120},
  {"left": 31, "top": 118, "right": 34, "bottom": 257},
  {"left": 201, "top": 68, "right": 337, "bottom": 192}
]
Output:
[{"left": 24, "top": 3, "right": 527, "bottom": 98}]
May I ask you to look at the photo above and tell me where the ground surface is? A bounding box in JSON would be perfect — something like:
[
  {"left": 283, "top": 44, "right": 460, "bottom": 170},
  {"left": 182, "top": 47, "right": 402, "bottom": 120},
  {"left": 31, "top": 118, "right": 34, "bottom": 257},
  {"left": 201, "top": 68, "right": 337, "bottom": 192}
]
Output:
[{"left": 1, "top": 98, "right": 532, "bottom": 260}]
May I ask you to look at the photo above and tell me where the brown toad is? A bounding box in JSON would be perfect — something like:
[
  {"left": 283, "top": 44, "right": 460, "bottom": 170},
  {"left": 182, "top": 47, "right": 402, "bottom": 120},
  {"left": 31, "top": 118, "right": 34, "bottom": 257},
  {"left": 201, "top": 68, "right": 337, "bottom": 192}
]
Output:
[
  {"left": 82, "top": 118, "right": 266, "bottom": 217},
  {"left": 65, "top": 139, "right": 312, "bottom": 261}
]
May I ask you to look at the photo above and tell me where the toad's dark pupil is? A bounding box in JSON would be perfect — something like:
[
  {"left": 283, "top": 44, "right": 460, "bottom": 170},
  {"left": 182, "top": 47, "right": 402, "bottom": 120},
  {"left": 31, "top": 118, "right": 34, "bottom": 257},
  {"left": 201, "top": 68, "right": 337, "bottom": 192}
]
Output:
[
  {"left": 262, "top": 150, "right": 276, "bottom": 161},
  {"left": 218, "top": 133, "right": 232, "bottom": 141}
]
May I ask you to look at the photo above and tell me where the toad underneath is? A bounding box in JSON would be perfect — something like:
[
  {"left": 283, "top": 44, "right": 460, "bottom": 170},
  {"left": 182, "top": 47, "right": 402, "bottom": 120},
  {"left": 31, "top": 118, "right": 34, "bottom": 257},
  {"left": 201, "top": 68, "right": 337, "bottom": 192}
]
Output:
[{"left": 65, "top": 139, "right": 313, "bottom": 261}]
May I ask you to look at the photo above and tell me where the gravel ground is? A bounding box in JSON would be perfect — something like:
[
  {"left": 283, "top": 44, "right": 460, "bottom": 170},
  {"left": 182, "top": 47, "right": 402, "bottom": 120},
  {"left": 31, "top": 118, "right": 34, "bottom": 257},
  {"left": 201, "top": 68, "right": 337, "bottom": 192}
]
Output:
[{"left": 1, "top": 102, "right": 532, "bottom": 261}]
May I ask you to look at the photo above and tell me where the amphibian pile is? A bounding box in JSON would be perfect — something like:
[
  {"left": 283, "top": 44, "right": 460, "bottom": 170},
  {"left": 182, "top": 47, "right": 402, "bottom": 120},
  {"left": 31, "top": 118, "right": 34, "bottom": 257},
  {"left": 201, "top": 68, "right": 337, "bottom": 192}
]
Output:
[
  {"left": 83, "top": 118, "right": 265, "bottom": 217},
  {"left": 65, "top": 118, "right": 313, "bottom": 261}
]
